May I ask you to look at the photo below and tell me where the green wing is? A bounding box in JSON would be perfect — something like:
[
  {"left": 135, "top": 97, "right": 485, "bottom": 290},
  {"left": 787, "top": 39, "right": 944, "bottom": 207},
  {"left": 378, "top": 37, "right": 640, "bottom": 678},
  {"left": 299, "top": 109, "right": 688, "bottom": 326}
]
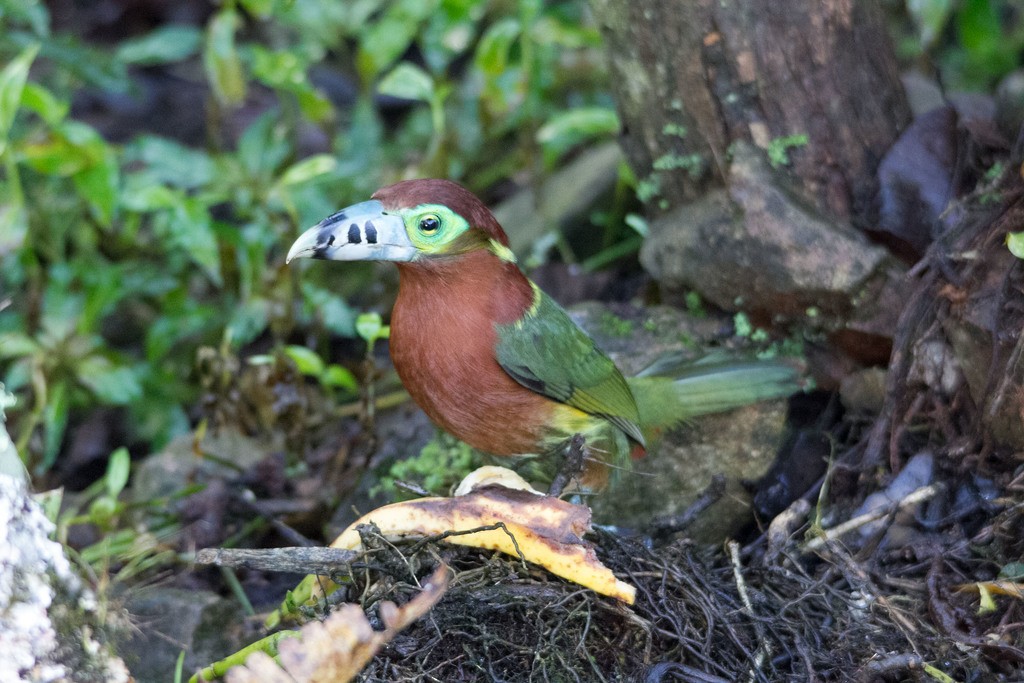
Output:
[{"left": 494, "top": 286, "right": 644, "bottom": 445}]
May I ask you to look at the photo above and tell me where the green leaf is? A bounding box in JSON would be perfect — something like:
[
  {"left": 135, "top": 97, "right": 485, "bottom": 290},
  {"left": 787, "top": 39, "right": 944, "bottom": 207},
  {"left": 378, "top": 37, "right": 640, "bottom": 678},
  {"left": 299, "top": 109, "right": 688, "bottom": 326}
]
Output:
[
  {"left": 998, "top": 562, "right": 1024, "bottom": 580},
  {"left": 20, "top": 120, "right": 111, "bottom": 180},
  {"left": 958, "top": 0, "right": 1001, "bottom": 54},
  {"left": 537, "top": 107, "right": 619, "bottom": 144},
  {"left": 73, "top": 145, "right": 119, "bottom": 225},
  {"left": 1008, "top": 232, "right": 1024, "bottom": 259},
  {"left": 475, "top": 18, "right": 520, "bottom": 76},
  {"left": 144, "top": 302, "right": 217, "bottom": 362},
  {"left": 125, "top": 136, "right": 216, "bottom": 189},
  {"left": 88, "top": 495, "right": 117, "bottom": 523},
  {"left": 323, "top": 364, "right": 358, "bottom": 391},
  {"left": 283, "top": 345, "right": 325, "bottom": 376},
  {"left": 204, "top": 8, "right": 247, "bottom": 107},
  {"left": 117, "top": 25, "right": 203, "bottom": 65},
  {"left": 39, "top": 35, "right": 129, "bottom": 93},
  {"left": 227, "top": 297, "right": 270, "bottom": 347},
  {"left": 105, "top": 447, "right": 131, "bottom": 498},
  {"left": 355, "top": 312, "right": 389, "bottom": 344},
  {"left": 19, "top": 133, "right": 90, "bottom": 175},
  {"left": 239, "top": 0, "right": 275, "bottom": 19},
  {"left": 276, "top": 154, "right": 337, "bottom": 188},
  {"left": 624, "top": 213, "right": 649, "bottom": 238},
  {"left": 0, "top": 43, "right": 40, "bottom": 157},
  {"left": 247, "top": 45, "right": 334, "bottom": 122},
  {"left": 121, "top": 182, "right": 179, "bottom": 211},
  {"left": 420, "top": 5, "right": 478, "bottom": 72},
  {"left": 377, "top": 62, "right": 435, "bottom": 102},
  {"left": 237, "top": 110, "right": 289, "bottom": 178},
  {"left": 77, "top": 356, "right": 143, "bottom": 405},
  {"left": 957, "top": 0, "right": 1015, "bottom": 79},
  {"left": 356, "top": 0, "right": 439, "bottom": 80},
  {"left": 767, "top": 134, "right": 809, "bottom": 168},
  {"left": 2, "top": 0, "right": 50, "bottom": 36},
  {"left": 168, "top": 196, "right": 221, "bottom": 285},
  {"left": 0, "top": 201, "right": 28, "bottom": 255},
  {"left": 79, "top": 267, "right": 126, "bottom": 334},
  {"left": 41, "top": 380, "right": 68, "bottom": 470},
  {"left": 301, "top": 282, "right": 357, "bottom": 337},
  {"left": 906, "top": 0, "right": 953, "bottom": 47},
  {"left": 20, "top": 82, "right": 68, "bottom": 126},
  {"left": 0, "top": 332, "right": 39, "bottom": 359}
]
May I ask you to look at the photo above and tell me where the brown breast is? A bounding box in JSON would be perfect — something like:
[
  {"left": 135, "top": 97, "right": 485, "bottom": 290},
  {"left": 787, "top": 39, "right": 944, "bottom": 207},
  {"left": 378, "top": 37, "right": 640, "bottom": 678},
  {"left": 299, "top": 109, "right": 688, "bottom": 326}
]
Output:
[{"left": 390, "top": 251, "right": 557, "bottom": 456}]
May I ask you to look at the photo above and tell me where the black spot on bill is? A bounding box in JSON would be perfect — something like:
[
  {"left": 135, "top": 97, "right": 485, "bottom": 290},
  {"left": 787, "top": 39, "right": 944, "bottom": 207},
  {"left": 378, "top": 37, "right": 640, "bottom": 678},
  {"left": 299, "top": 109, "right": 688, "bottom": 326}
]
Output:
[
  {"left": 365, "top": 220, "right": 378, "bottom": 244},
  {"left": 348, "top": 223, "right": 361, "bottom": 244}
]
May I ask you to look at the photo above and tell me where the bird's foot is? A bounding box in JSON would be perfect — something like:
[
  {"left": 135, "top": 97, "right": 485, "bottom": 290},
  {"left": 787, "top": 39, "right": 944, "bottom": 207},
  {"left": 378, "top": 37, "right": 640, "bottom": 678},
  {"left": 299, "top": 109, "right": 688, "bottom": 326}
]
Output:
[{"left": 547, "top": 433, "right": 588, "bottom": 497}]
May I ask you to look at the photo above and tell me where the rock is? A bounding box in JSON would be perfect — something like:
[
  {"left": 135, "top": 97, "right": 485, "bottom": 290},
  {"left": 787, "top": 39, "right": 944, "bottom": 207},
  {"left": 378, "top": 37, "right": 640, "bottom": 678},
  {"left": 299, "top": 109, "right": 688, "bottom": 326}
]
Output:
[
  {"left": 943, "top": 312, "right": 1024, "bottom": 452},
  {"left": 907, "top": 339, "right": 963, "bottom": 397},
  {"left": 591, "top": 400, "right": 788, "bottom": 541},
  {"left": 0, "top": 390, "right": 27, "bottom": 482},
  {"left": 839, "top": 367, "right": 888, "bottom": 415},
  {"left": 640, "top": 142, "right": 906, "bottom": 342},
  {"left": 996, "top": 69, "right": 1024, "bottom": 139},
  {"left": 493, "top": 143, "right": 622, "bottom": 258},
  {"left": 130, "top": 427, "right": 281, "bottom": 506},
  {"left": 852, "top": 451, "right": 934, "bottom": 540},
  {"left": 876, "top": 106, "right": 960, "bottom": 256},
  {"left": 120, "top": 586, "right": 250, "bottom": 683},
  {"left": 569, "top": 301, "right": 794, "bottom": 541},
  {"left": 900, "top": 70, "right": 944, "bottom": 116},
  {"left": 0, "top": 474, "right": 130, "bottom": 683},
  {"left": 567, "top": 301, "right": 729, "bottom": 376}
]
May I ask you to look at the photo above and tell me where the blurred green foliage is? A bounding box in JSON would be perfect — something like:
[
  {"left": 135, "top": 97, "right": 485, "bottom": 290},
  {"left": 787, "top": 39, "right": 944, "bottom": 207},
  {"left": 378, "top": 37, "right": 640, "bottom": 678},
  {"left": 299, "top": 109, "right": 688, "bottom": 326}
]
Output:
[
  {"left": 901, "top": 0, "right": 1023, "bottom": 88},
  {"left": 0, "top": 0, "right": 615, "bottom": 474},
  {"left": 0, "top": 0, "right": 1017, "bottom": 481}
]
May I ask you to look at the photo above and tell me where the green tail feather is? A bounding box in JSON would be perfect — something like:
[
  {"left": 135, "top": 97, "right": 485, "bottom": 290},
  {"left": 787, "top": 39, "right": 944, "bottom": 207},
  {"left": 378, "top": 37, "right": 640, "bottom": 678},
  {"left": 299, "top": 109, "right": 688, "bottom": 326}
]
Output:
[{"left": 628, "top": 358, "right": 804, "bottom": 435}]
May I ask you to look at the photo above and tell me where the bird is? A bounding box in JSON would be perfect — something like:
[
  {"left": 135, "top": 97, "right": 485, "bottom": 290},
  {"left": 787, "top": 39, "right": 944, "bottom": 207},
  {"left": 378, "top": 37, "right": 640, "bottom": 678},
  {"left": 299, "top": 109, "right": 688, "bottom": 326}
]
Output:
[{"left": 287, "top": 179, "right": 799, "bottom": 491}]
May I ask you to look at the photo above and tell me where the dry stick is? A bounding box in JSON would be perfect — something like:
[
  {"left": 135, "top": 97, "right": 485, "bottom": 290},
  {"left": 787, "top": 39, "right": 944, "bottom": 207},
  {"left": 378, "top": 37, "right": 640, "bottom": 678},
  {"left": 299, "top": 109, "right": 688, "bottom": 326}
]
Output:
[
  {"left": 548, "top": 433, "right": 587, "bottom": 497},
  {"left": 766, "top": 498, "right": 811, "bottom": 558},
  {"left": 651, "top": 474, "right": 727, "bottom": 539},
  {"left": 728, "top": 540, "right": 770, "bottom": 683},
  {"left": 195, "top": 547, "right": 358, "bottom": 575},
  {"left": 802, "top": 484, "right": 940, "bottom": 553},
  {"left": 230, "top": 492, "right": 316, "bottom": 548}
]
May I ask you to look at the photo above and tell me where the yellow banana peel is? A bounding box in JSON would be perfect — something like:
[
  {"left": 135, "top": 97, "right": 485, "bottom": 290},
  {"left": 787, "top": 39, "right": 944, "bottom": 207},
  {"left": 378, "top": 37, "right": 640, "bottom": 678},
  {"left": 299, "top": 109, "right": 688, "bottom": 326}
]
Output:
[
  {"left": 331, "top": 466, "right": 636, "bottom": 604},
  {"left": 268, "top": 466, "right": 635, "bottom": 628}
]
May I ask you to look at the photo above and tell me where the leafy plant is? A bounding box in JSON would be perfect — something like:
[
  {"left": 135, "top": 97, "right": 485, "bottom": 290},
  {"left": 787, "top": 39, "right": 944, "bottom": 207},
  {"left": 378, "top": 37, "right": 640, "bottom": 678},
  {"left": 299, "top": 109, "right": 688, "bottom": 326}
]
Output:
[{"left": 903, "top": 0, "right": 1024, "bottom": 88}]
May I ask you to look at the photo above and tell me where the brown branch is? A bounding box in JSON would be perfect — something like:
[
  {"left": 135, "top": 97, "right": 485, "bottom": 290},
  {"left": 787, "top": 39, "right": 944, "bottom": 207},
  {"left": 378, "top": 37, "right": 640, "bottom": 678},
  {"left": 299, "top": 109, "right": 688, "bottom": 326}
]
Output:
[{"left": 195, "top": 547, "right": 358, "bottom": 574}]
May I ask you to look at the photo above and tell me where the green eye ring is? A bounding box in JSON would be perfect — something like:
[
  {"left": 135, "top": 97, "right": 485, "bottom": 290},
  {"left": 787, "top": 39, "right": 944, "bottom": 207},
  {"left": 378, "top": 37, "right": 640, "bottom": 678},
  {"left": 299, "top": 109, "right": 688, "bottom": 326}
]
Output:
[{"left": 418, "top": 215, "right": 440, "bottom": 235}]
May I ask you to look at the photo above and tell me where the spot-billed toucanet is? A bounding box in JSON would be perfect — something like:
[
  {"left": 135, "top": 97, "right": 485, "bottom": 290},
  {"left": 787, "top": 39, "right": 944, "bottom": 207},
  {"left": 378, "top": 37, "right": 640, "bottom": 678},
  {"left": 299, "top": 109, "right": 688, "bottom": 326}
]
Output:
[{"left": 287, "top": 179, "right": 800, "bottom": 490}]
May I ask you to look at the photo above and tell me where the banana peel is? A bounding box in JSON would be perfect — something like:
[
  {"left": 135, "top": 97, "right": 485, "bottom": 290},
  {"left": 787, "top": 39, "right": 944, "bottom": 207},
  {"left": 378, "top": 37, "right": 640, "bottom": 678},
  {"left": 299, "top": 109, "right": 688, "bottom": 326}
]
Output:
[{"left": 268, "top": 467, "right": 635, "bottom": 628}]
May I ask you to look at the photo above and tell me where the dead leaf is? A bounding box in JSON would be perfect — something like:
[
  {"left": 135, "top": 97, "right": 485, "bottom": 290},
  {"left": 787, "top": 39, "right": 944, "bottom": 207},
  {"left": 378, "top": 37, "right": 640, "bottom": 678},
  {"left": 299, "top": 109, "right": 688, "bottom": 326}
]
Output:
[{"left": 227, "top": 565, "right": 448, "bottom": 683}]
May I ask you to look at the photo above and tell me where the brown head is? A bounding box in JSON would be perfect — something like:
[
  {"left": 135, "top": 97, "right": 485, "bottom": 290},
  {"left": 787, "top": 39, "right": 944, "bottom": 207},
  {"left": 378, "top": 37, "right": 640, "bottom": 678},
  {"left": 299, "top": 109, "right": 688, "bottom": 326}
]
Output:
[
  {"left": 286, "top": 178, "right": 515, "bottom": 265},
  {"left": 373, "top": 178, "right": 511, "bottom": 247}
]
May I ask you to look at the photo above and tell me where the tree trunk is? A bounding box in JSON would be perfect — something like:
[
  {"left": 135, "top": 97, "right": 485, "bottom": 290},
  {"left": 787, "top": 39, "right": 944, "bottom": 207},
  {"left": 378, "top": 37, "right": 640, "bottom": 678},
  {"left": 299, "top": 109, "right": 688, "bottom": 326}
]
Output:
[
  {"left": 591, "top": 0, "right": 909, "bottom": 221},
  {"left": 590, "top": 0, "right": 913, "bottom": 370}
]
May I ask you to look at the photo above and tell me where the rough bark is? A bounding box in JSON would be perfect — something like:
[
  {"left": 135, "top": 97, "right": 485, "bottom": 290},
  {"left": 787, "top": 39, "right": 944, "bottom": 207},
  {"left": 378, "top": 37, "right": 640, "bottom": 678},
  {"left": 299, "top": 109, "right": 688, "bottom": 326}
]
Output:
[
  {"left": 590, "top": 0, "right": 910, "bottom": 222},
  {"left": 590, "top": 0, "right": 913, "bottom": 370}
]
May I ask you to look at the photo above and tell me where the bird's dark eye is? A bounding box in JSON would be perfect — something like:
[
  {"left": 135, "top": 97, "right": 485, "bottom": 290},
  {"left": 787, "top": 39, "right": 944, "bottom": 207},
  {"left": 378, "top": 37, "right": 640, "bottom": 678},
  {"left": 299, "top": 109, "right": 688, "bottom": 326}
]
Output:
[{"left": 418, "top": 215, "right": 440, "bottom": 235}]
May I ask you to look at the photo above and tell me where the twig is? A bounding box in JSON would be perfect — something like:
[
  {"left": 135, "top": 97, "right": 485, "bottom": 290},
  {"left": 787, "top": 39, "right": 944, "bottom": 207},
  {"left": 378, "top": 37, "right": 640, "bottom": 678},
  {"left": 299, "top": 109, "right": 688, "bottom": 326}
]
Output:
[
  {"left": 195, "top": 547, "right": 358, "bottom": 574},
  {"left": 650, "top": 474, "right": 726, "bottom": 539},
  {"left": 410, "top": 522, "right": 528, "bottom": 567},
  {"left": 548, "top": 433, "right": 587, "bottom": 497},
  {"left": 729, "top": 540, "right": 770, "bottom": 683},
  {"left": 231, "top": 491, "right": 316, "bottom": 548},
  {"left": 802, "top": 484, "right": 940, "bottom": 553},
  {"left": 766, "top": 498, "right": 811, "bottom": 559}
]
